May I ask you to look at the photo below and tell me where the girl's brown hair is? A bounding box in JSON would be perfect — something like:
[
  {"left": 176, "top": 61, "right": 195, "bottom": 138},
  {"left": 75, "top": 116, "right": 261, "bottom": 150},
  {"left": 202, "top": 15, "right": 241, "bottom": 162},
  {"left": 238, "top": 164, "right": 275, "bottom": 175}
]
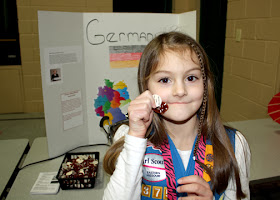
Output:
[{"left": 103, "top": 31, "right": 246, "bottom": 199}]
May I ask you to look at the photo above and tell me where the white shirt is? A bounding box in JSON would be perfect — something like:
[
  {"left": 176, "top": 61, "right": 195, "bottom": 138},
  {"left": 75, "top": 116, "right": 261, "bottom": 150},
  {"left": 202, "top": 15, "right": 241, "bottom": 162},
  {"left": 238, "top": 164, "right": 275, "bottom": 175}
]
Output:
[
  {"left": 103, "top": 125, "right": 251, "bottom": 200},
  {"left": 177, "top": 149, "right": 191, "bottom": 170}
]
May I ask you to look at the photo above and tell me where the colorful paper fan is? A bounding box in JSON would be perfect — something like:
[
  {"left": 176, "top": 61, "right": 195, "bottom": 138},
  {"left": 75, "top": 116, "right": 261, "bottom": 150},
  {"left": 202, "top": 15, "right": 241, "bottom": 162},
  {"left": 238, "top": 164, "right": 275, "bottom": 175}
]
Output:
[{"left": 268, "top": 92, "right": 280, "bottom": 124}]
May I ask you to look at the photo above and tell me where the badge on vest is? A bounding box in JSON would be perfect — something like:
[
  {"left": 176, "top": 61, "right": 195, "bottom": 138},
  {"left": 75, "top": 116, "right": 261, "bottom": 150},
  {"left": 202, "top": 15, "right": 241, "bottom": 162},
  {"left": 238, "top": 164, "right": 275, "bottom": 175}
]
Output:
[{"left": 143, "top": 153, "right": 166, "bottom": 182}]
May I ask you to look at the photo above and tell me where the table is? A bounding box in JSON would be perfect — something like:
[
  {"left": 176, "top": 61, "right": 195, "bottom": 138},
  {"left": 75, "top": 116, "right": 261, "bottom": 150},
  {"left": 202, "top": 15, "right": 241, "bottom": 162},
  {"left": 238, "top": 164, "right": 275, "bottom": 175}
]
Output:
[
  {"left": 0, "top": 139, "right": 29, "bottom": 199},
  {"left": 228, "top": 118, "right": 280, "bottom": 181},
  {"left": 6, "top": 137, "right": 109, "bottom": 200}
]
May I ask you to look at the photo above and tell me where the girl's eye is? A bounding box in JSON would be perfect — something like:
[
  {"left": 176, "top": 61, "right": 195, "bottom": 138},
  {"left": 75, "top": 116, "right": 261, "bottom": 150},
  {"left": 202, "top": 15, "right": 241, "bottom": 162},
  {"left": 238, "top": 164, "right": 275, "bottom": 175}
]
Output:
[
  {"left": 159, "top": 77, "right": 170, "bottom": 83},
  {"left": 187, "top": 76, "right": 197, "bottom": 82}
]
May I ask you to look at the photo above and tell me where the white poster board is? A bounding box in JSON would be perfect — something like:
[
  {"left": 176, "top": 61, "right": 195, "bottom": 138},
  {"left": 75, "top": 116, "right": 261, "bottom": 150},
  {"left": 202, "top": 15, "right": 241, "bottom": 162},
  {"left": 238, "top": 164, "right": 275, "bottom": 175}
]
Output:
[{"left": 38, "top": 11, "right": 196, "bottom": 157}]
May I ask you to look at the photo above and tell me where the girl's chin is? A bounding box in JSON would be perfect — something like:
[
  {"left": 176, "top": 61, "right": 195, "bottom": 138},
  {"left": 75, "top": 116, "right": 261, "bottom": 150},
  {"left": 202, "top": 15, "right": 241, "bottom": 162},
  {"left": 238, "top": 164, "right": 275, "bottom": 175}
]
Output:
[{"left": 161, "top": 112, "right": 197, "bottom": 124}]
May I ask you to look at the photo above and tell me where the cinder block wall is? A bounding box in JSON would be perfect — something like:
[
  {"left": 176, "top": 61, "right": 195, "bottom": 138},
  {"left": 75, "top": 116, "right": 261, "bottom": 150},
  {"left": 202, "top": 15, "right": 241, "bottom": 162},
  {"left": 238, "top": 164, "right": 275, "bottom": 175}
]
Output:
[
  {"left": 221, "top": 0, "right": 280, "bottom": 121},
  {"left": 173, "top": 0, "right": 196, "bottom": 13},
  {"left": 16, "top": 0, "right": 113, "bottom": 112}
]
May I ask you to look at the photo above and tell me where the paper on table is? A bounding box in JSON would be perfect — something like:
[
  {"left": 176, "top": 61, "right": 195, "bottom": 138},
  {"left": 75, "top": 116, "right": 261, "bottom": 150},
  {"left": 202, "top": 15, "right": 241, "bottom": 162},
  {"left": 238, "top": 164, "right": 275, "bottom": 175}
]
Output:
[{"left": 30, "top": 172, "right": 60, "bottom": 195}]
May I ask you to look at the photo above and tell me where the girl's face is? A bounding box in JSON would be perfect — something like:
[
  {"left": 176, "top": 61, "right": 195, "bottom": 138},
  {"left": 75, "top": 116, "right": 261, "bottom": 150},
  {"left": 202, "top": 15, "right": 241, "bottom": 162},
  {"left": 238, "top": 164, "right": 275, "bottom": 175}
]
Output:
[{"left": 147, "top": 50, "right": 204, "bottom": 123}]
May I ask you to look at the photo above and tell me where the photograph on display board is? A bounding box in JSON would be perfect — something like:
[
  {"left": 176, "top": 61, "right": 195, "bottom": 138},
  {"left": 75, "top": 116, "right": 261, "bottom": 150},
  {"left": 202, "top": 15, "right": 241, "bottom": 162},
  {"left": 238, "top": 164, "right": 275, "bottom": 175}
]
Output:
[{"left": 50, "top": 68, "right": 61, "bottom": 82}]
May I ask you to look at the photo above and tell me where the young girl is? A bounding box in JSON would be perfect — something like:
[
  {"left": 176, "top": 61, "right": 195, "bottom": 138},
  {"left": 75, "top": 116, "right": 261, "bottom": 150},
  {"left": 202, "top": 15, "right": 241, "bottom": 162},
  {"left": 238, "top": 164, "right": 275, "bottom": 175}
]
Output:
[{"left": 103, "top": 31, "right": 250, "bottom": 200}]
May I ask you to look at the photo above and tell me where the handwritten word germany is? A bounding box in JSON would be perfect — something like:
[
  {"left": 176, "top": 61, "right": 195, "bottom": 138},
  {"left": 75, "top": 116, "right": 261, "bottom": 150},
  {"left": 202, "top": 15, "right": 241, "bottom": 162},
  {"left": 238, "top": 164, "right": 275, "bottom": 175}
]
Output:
[{"left": 86, "top": 19, "right": 155, "bottom": 45}]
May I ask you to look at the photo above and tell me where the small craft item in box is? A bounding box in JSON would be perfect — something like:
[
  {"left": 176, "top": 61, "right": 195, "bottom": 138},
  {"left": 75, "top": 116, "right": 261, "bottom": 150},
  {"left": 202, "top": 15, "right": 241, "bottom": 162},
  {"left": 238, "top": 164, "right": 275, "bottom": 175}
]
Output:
[{"left": 56, "top": 152, "right": 99, "bottom": 190}]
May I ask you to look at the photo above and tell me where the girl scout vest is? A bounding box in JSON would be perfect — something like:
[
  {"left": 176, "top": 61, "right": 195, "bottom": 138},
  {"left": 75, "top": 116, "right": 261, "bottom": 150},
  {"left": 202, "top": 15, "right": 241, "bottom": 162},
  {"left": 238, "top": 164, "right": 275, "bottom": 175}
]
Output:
[{"left": 141, "top": 129, "right": 236, "bottom": 200}]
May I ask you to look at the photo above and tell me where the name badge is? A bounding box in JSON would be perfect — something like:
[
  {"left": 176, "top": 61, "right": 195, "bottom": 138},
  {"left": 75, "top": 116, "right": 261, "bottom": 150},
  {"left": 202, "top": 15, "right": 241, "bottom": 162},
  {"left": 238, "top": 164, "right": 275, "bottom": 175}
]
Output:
[{"left": 143, "top": 153, "right": 166, "bottom": 182}]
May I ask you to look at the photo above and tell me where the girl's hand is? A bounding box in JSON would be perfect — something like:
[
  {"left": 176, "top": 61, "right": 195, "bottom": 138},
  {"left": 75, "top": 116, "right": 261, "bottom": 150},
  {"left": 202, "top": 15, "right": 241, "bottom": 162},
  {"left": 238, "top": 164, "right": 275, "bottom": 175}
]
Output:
[
  {"left": 177, "top": 175, "right": 213, "bottom": 200},
  {"left": 128, "top": 90, "right": 156, "bottom": 138}
]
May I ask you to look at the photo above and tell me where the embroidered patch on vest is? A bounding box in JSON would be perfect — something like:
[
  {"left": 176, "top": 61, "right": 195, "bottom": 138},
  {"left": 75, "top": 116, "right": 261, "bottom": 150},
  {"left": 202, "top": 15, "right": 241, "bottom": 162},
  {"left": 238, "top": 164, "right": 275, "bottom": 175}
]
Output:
[{"left": 206, "top": 153, "right": 214, "bottom": 162}]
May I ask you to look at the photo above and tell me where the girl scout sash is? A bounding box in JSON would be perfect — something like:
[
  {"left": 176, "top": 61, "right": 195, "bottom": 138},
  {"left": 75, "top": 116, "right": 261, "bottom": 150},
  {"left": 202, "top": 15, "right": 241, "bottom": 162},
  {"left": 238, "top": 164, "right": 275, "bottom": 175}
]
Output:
[{"left": 141, "top": 129, "right": 235, "bottom": 200}]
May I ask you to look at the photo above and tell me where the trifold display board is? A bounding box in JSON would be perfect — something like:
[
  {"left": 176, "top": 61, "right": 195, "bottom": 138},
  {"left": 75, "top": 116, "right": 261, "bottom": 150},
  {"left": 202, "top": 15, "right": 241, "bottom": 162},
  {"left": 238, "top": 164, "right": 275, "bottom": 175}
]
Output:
[{"left": 38, "top": 10, "right": 196, "bottom": 157}]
